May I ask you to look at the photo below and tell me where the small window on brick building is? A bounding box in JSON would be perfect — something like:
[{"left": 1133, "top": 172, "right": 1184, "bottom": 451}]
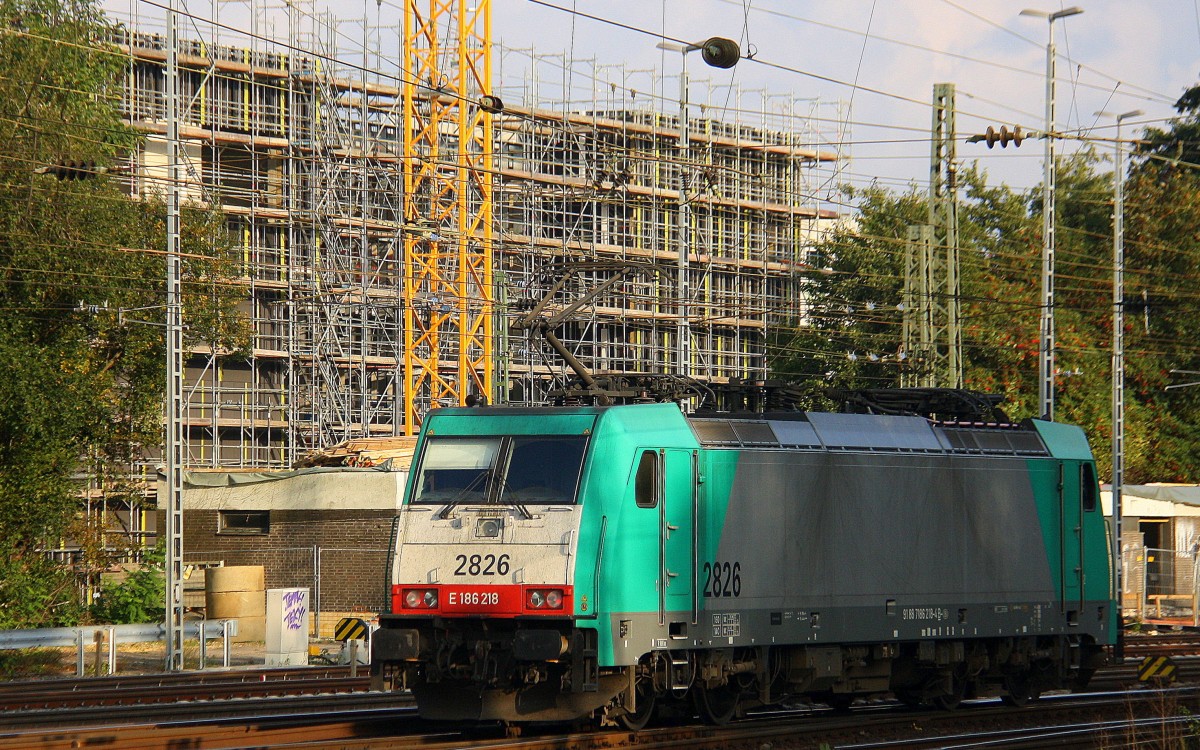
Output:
[{"left": 218, "top": 510, "right": 270, "bottom": 535}]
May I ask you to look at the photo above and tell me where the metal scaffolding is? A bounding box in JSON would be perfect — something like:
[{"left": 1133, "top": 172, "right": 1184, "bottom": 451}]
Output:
[
  {"left": 494, "top": 52, "right": 843, "bottom": 402},
  {"left": 106, "top": 0, "right": 844, "bottom": 472}
]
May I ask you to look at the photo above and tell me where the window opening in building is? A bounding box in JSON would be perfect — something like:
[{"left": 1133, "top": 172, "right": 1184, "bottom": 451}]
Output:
[{"left": 218, "top": 510, "right": 270, "bottom": 535}]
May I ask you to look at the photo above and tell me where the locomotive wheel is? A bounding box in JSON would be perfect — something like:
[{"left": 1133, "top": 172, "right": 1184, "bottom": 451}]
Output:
[
  {"left": 694, "top": 681, "right": 739, "bottom": 725},
  {"left": 616, "top": 673, "right": 656, "bottom": 731},
  {"left": 1000, "top": 671, "right": 1039, "bottom": 707},
  {"left": 824, "top": 693, "right": 854, "bottom": 713},
  {"left": 933, "top": 690, "right": 962, "bottom": 711},
  {"left": 895, "top": 689, "right": 924, "bottom": 708},
  {"left": 933, "top": 668, "right": 967, "bottom": 711},
  {"left": 1071, "top": 667, "right": 1096, "bottom": 692}
]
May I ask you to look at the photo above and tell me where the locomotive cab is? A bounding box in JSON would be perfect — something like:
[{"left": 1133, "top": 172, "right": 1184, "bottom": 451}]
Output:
[{"left": 371, "top": 407, "right": 623, "bottom": 722}]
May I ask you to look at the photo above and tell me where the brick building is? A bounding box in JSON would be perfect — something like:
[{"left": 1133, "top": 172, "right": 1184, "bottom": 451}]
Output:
[{"left": 160, "top": 466, "right": 407, "bottom": 636}]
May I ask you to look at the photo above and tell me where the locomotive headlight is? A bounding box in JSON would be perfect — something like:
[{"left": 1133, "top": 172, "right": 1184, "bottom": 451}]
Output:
[
  {"left": 526, "top": 588, "right": 564, "bottom": 610},
  {"left": 403, "top": 588, "right": 438, "bottom": 609},
  {"left": 476, "top": 517, "right": 502, "bottom": 538}
]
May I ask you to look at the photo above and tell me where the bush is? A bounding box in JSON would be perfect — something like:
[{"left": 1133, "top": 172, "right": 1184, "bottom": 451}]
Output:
[
  {"left": 91, "top": 546, "right": 165, "bottom": 624},
  {"left": 0, "top": 554, "right": 85, "bottom": 630}
]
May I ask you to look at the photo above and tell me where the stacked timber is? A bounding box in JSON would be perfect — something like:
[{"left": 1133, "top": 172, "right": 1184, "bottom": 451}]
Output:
[{"left": 292, "top": 436, "right": 417, "bottom": 470}]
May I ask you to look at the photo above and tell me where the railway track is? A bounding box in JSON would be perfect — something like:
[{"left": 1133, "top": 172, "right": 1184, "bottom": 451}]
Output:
[
  {"left": 1, "top": 643, "right": 1170, "bottom": 716},
  {"left": 1124, "top": 631, "right": 1200, "bottom": 657},
  {"left": 0, "top": 665, "right": 377, "bottom": 723},
  {"left": 826, "top": 689, "right": 1200, "bottom": 749},
  {"left": 0, "top": 642, "right": 1193, "bottom": 749},
  {"left": 0, "top": 663, "right": 357, "bottom": 695},
  {"left": 0, "top": 699, "right": 426, "bottom": 750},
  {"left": 0, "top": 658, "right": 1194, "bottom": 750},
  {"left": 3, "top": 686, "right": 1198, "bottom": 750}
]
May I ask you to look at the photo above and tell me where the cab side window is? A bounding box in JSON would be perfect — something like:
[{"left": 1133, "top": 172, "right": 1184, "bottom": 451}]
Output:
[
  {"left": 1081, "top": 463, "right": 1097, "bottom": 512},
  {"left": 635, "top": 450, "right": 659, "bottom": 508}
]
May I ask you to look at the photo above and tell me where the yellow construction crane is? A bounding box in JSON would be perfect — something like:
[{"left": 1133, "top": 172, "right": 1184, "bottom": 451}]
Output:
[{"left": 402, "top": 0, "right": 496, "bottom": 431}]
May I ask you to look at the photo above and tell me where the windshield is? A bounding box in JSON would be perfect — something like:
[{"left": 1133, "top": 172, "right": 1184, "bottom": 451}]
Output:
[{"left": 411, "top": 435, "right": 588, "bottom": 505}]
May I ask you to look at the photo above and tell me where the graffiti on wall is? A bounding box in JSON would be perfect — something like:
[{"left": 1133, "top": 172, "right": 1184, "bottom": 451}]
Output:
[{"left": 283, "top": 589, "right": 308, "bottom": 630}]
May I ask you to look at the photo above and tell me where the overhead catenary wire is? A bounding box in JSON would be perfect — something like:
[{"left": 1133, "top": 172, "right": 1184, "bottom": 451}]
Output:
[
  {"left": 11, "top": 0, "right": 1200, "bottom": 441},
  {"left": 110, "top": 0, "right": 1187, "bottom": 205},
  {"left": 2, "top": 100, "right": 1190, "bottom": 326}
]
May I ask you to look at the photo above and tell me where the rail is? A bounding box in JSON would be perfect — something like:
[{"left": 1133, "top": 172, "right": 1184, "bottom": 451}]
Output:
[{"left": 0, "top": 619, "right": 238, "bottom": 675}]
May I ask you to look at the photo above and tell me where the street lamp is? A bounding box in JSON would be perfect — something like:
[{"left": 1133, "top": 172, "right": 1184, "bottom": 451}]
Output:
[
  {"left": 1097, "top": 107, "right": 1141, "bottom": 626},
  {"left": 656, "top": 37, "right": 739, "bottom": 378},
  {"left": 1021, "top": 5, "right": 1083, "bottom": 421}
]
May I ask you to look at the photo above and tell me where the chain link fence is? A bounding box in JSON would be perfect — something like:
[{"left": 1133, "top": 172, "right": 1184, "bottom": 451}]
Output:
[
  {"left": 1123, "top": 544, "right": 1200, "bottom": 625},
  {"left": 185, "top": 546, "right": 390, "bottom": 637}
]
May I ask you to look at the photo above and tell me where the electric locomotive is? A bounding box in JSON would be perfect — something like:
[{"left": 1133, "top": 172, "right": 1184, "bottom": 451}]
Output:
[{"left": 371, "top": 389, "right": 1116, "bottom": 727}]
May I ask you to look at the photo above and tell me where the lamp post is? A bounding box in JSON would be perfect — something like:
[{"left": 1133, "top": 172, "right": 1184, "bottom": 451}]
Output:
[
  {"left": 1098, "top": 107, "right": 1141, "bottom": 625},
  {"left": 1021, "top": 5, "right": 1083, "bottom": 422},
  {"left": 656, "top": 37, "right": 739, "bottom": 378}
]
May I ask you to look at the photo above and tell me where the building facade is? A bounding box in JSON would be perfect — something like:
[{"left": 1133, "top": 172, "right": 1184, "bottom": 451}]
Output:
[{"left": 110, "top": 3, "right": 842, "bottom": 473}]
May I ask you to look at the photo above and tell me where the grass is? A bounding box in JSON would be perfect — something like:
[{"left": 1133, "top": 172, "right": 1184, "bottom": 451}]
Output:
[{"left": 1098, "top": 687, "right": 1200, "bottom": 749}]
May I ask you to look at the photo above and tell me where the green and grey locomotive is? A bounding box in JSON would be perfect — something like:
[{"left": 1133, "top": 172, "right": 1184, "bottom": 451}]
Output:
[{"left": 371, "top": 394, "right": 1116, "bottom": 727}]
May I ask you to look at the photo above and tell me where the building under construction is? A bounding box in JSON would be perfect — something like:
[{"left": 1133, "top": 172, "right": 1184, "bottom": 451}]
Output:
[{"left": 109, "top": 0, "right": 843, "bottom": 471}]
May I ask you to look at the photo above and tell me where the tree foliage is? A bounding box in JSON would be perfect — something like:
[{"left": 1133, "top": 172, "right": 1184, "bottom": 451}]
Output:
[
  {"left": 1120, "top": 83, "right": 1200, "bottom": 481},
  {"left": 90, "top": 545, "right": 165, "bottom": 624},
  {"left": 773, "top": 105, "right": 1200, "bottom": 483},
  {"left": 769, "top": 181, "right": 925, "bottom": 406},
  {"left": 0, "top": 555, "right": 86, "bottom": 630},
  {"left": 0, "top": 0, "right": 246, "bottom": 626},
  {"left": 772, "top": 162, "right": 1056, "bottom": 416}
]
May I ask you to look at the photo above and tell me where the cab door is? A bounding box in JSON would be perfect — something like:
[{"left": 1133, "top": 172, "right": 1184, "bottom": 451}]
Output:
[
  {"left": 1060, "top": 462, "right": 1084, "bottom": 621},
  {"left": 661, "top": 449, "right": 697, "bottom": 626}
]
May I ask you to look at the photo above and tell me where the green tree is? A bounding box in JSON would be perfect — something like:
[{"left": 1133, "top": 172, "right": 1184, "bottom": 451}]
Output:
[
  {"left": 953, "top": 163, "right": 1043, "bottom": 413},
  {"left": 0, "top": 0, "right": 246, "bottom": 627},
  {"left": 771, "top": 154, "right": 1126, "bottom": 469},
  {"left": 772, "top": 164, "right": 1051, "bottom": 406},
  {"left": 767, "top": 181, "right": 920, "bottom": 407},
  {"left": 1121, "top": 83, "right": 1200, "bottom": 482}
]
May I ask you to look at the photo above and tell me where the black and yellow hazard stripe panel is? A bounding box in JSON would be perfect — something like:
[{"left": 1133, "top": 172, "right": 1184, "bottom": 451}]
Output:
[
  {"left": 1139, "top": 655, "right": 1178, "bottom": 683},
  {"left": 335, "top": 617, "right": 368, "bottom": 642}
]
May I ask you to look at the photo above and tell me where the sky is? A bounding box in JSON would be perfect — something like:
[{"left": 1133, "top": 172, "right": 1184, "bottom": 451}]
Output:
[
  {"left": 488, "top": 0, "right": 1199, "bottom": 193},
  {"left": 108, "top": 0, "right": 1200, "bottom": 196}
]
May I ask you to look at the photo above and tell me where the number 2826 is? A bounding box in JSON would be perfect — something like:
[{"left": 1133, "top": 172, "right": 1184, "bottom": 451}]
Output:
[
  {"left": 702, "top": 561, "right": 741, "bottom": 598},
  {"left": 453, "top": 553, "right": 511, "bottom": 576}
]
